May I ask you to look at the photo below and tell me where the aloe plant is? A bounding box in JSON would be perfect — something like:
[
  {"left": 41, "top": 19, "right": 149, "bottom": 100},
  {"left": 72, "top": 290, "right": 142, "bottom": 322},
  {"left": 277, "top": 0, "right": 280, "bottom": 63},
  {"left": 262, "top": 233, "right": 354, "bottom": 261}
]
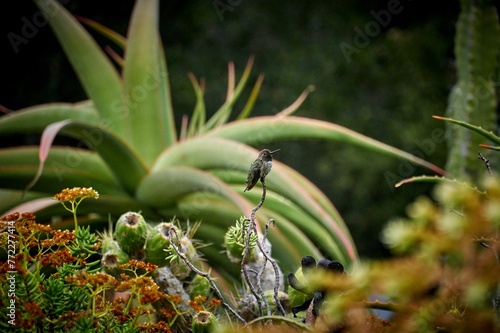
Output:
[{"left": 0, "top": 0, "right": 444, "bottom": 285}]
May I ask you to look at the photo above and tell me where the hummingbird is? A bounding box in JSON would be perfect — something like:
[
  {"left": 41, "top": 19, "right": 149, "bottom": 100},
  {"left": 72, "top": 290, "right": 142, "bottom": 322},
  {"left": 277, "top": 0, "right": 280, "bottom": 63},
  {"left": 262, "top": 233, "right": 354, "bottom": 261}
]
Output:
[{"left": 244, "top": 149, "right": 280, "bottom": 192}]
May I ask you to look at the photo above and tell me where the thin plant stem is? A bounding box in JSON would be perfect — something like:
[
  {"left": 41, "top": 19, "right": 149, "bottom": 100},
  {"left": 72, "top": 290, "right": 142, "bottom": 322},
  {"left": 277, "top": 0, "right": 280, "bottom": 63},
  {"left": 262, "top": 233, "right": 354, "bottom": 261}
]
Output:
[
  {"left": 256, "top": 219, "right": 275, "bottom": 316},
  {"left": 167, "top": 228, "right": 246, "bottom": 323},
  {"left": 257, "top": 218, "right": 286, "bottom": 316},
  {"left": 60, "top": 198, "right": 83, "bottom": 230},
  {"left": 241, "top": 178, "right": 286, "bottom": 317},
  {"left": 241, "top": 181, "right": 267, "bottom": 316}
]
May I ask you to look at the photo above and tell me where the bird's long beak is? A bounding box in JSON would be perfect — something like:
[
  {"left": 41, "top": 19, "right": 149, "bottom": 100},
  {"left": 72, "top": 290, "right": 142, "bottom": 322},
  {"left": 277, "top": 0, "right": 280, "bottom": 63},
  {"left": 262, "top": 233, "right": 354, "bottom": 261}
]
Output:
[{"left": 270, "top": 149, "right": 281, "bottom": 154}]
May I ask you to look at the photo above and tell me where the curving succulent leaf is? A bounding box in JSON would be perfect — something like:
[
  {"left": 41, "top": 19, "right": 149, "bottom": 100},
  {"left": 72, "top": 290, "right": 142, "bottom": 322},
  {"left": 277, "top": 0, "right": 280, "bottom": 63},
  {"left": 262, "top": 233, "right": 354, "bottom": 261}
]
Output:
[
  {"left": 0, "top": 147, "right": 124, "bottom": 196},
  {"left": 153, "top": 136, "right": 252, "bottom": 171},
  {"left": 394, "top": 175, "right": 484, "bottom": 193},
  {"left": 77, "top": 16, "right": 127, "bottom": 49},
  {"left": 33, "top": 0, "right": 125, "bottom": 136},
  {"left": 0, "top": 189, "right": 55, "bottom": 217},
  {"left": 237, "top": 74, "right": 265, "bottom": 120},
  {"left": 122, "top": 0, "right": 176, "bottom": 165},
  {"left": 395, "top": 175, "right": 452, "bottom": 188},
  {"left": 480, "top": 144, "right": 500, "bottom": 151},
  {"left": 209, "top": 116, "right": 446, "bottom": 176},
  {"left": 154, "top": 106, "right": 441, "bottom": 261},
  {"left": 30, "top": 120, "right": 147, "bottom": 195},
  {"left": 137, "top": 166, "right": 253, "bottom": 217},
  {"left": 275, "top": 85, "right": 315, "bottom": 117},
  {"left": 0, "top": 102, "right": 99, "bottom": 134},
  {"left": 201, "top": 57, "right": 255, "bottom": 132},
  {"left": 187, "top": 73, "right": 207, "bottom": 138},
  {"left": 434, "top": 115, "right": 500, "bottom": 146}
]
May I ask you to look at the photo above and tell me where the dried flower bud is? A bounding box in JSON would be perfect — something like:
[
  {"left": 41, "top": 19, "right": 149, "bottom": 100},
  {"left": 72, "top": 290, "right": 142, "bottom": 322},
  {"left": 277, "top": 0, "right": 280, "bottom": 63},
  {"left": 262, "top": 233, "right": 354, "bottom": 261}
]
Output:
[{"left": 52, "top": 187, "right": 99, "bottom": 202}]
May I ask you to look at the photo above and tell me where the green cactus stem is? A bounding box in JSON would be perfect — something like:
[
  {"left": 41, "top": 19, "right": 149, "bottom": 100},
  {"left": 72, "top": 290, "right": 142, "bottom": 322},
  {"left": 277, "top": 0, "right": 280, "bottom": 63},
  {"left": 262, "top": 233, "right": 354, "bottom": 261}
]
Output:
[
  {"left": 192, "top": 311, "right": 219, "bottom": 333},
  {"left": 167, "top": 234, "right": 198, "bottom": 280},
  {"left": 144, "top": 222, "right": 179, "bottom": 266},
  {"left": 445, "top": 0, "right": 500, "bottom": 180},
  {"left": 189, "top": 274, "right": 211, "bottom": 299},
  {"left": 264, "top": 290, "right": 290, "bottom": 314},
  {"left": 115, "top": 212, "right": 149, "bottom": 256},
  {"left": 101, "top": 241, "right": 130, "bottom": 277}
]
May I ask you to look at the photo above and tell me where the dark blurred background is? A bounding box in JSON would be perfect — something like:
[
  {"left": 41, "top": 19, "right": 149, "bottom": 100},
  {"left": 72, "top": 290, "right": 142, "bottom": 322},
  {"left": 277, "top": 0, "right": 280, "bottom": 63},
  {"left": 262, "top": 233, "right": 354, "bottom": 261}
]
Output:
[{"left": 1, "top": 1, "right": 458, "bottom": 258}]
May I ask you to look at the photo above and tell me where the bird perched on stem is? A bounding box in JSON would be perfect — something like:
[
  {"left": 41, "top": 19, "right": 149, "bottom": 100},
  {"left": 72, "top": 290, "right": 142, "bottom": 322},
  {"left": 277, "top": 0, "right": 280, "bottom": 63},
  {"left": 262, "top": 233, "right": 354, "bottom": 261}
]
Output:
[{"left": 244, "top": 149, "right": 280, "bottom": 192}]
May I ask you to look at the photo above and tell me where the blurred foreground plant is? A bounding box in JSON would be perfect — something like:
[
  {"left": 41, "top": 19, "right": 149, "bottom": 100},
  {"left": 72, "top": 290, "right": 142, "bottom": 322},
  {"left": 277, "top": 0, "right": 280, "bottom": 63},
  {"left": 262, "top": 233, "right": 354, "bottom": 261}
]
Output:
[{"left": 285, "top": 177, "right": 500, "bottom": 333}]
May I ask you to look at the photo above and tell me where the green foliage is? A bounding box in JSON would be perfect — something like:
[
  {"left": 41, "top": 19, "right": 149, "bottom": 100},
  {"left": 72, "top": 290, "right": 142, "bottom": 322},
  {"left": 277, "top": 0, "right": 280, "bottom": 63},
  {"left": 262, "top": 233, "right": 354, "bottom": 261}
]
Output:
[
  {"left": 214, "top": 178, "right": 500, "bottom": 332},
  {"left": 5, "top": 0, "right": 496, "bottom": 330},
  {"left": 0, "top": 0, "right": 447, "bottom": 282},
  {"left": 0, "top": 212, "right": 115, "bottom": 332},
  {"left": 224, "top": 217, "right": 258, "bottom": 263},
  {"left": 70, "top": 226, "right": 101, "bottom": 272},
  {"left": 0, "top": 203, "right": 222, "bottom": 332},
  {"left": 115, "top": 212, "right": 149, "bottom": 255}
]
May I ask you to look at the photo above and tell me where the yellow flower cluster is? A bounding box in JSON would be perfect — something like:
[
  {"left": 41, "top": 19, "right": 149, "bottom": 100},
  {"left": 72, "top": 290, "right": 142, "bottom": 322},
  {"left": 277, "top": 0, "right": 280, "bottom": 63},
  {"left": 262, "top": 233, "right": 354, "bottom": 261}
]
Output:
[{"left": 52, "top": 187, "right": 99, "bottom": 202}]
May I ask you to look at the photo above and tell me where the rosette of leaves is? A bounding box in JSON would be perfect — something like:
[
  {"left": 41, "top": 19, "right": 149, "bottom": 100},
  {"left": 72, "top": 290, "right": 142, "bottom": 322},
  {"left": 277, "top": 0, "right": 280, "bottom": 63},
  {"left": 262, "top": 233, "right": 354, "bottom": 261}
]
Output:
[
  {"left": 0, "top": 0, "right": 444, "bottom": 286},
  {"left": 224, "top": 217, "right": 259, "bottom": 263}
]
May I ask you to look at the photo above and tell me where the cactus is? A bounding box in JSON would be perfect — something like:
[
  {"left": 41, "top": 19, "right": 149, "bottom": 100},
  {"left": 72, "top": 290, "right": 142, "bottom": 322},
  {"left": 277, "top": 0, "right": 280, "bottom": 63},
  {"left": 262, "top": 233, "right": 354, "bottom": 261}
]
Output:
[
  {"left": 189, "top": 274, "right": 211, "bottom": 299},
  {"left": 144, "top": 222, "right": 179, "bottom": 266},
  {"left": 445, "top": 0, "right": 500, "bottom": 180},
  {"left": 115, "top": 212, "right": 149, "bottom": 256},
  {"left": 264, "top": 290, "right": 290, "bottom": 314},
  {"left": 101, "top": 241, "right": 130, "bottom": 277},
  {"left": 192, "top": 311, "right": 220, "bottom": 333},
  {"left": 167, "top": 234, "right": 199, "bottom": 280},
  {"left": 100, "top": 227, "right": 130, "bottom": 276}
]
